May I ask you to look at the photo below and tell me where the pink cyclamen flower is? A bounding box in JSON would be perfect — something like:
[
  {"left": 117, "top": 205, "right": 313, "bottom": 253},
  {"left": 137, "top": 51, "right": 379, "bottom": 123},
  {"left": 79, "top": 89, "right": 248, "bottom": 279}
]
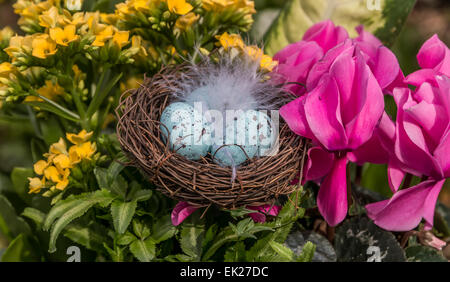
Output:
[
  {"left": 274, "top": 20, "right": 403, "bottom": 96},
  {"left": 171, "top": 202, "right": 281, "bottom": 226},
  {"left": 366, "top": 74, "right": 450, "bottom": 231},
  {"left": 247, "top": 205, "right": 281, "bottom": 223},
  {"left": 280, "top": 47, "right": 385, "bottom": 226}
]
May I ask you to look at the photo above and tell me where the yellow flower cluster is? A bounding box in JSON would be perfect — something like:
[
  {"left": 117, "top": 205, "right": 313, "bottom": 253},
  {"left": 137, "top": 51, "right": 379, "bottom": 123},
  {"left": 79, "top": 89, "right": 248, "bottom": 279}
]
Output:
[
  {"left": 203, "top": 0, "right": 255, "bottom": 28},
  {"left": 29, "top": 130, "right": 96, "bottom": 194},
  {"left": 10, "top": 2, "right": 138, "bottom": 62},
  {"left": 215, "top": 32, "right": 277, "bottom": 72}
]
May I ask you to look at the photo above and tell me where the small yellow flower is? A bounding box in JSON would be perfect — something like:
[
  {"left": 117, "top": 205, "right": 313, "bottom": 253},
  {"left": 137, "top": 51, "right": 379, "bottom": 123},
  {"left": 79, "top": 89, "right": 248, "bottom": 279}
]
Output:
[
  {"left": 44, "top": 166, "right": 61, "bottom": 183},
  {"left": 133, "top": 0, "right": 151, "bottom": 12},
  {"left": 28, "top": 177, "right": 45, "bottom": 194},
  {"left": 260, "top": 54, "right": 278, "bottom": 72},
  {"left": 216, "top": 32, "right": 244, "bottom": 50},
  {"left": 0, "top": 26, "right": 14, "bottom": 42},
  {"left": 49, "top": 25, "right": 79, "bottom": 46},
  {"left": 167, "top": 0, "right": 193, "bottom": 15},
  {"left": 34, "top": 160, "right": 48, "bottom": 175},
  {"left": 53, "top": 154, "right": 71, "bottom": 170},
  {"left": 32, "top": 34, "right": 57, "bottom": 59},
  {"left": 66, "top": 129, "right": 93, "bottom": 145},
  {"left": 69, "top": 141, "right": 97, "bottom": 160},
  {"left": 92, "top": 25, "right": 114, "bottom": 47},
  {"left": 49, "top": 138, "right": 68, "bottom": 156},
  {"left": 55, "top": 177, "right": 69, "bottom": 190},
  {"left": 0, "top": 62, "right": 14, "bottom": 78},
  {"left": 38, "top": 6, "right": 60, "bottom": 28},
  {"left": 37, "top": 80, "right": 65, "bottom": 100},
  {"left": 243, "top": 45, "right": 277, "bottom": 72},
  {"left": 112, "top": 30, "right": 130, "bottom": 48},
  {"left": 175, "top": 12, "right": 199, "bottom": 31}
]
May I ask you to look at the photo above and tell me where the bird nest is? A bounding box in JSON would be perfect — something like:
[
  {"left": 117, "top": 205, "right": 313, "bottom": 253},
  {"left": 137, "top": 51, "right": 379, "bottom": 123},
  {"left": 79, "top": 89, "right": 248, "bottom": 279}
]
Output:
[{"left": 116, "top": 65, "right": 307, "bottom": 209}]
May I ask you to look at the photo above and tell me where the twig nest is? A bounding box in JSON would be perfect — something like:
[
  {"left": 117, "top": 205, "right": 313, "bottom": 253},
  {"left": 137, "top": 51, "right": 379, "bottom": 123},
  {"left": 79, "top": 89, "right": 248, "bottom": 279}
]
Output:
[{"left": 116, "top": 62, "right": 307, "bottom": 209}]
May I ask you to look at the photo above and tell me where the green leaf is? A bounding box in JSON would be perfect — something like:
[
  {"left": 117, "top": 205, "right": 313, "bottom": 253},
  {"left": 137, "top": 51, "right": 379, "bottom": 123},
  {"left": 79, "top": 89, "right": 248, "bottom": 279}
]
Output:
[
  {"left": 64, "top": 223, "right": 110, "bottom": 253},
  {"left": 0, "top": 195, "right": 31, "bottom": 240},
  {"left": 45, "top": 190, "right": 115, "bottom": 253},
  {"left": 297, "top": 241, "right": 316, "bottom": 262},
  {"left": 151, "top": 215, "right": 177, "bottom": 243},
  {"left": 111, "top": 200, "right": 137, "bottom": 234},
  {"left": 103, "top": 243, "right": 125, "bottom": 262},
  {"left": 405, "top": 245, "right": 447, "bottom": 262},
  {"left": 224, "top": 242, "right": 246, "bottom": 262},
  {"left": 39, "top": 116, "right": 63, "bottom": 146},
  {"left": 130, "top": 189, "right": 153, "bottom": 202},
  {"left": 129, "top": 238, "right": 156, "bottom": 262},
  {"left": 94, "top": 167, "right": 127, "bottom": 199},
  {"left": 269, "top": 241, "right": 294, "bottom": 261},
  {"left": 263, "top": 0, "right": 417, "bottom": 55},
  {"left": 116, "top": 231, "right": 137, "bottom": 245},
  {"left": 179, "top": 215, "right": 205, "bottom": 260},
  {"left": 24, "top": 100, "right": 80, "bottom": 122},
  {"left": 10, "top": 167, "right": 34, "bottom": 204},
  {"left": 132, "top": 219, "right": 151, "bottom": 240},
  {"left": 86, "top": 72, "right": 123, "bottom": 118},
  {"left": 21, "top": 207, "right": 46, "bottom": 228},
  {"left": 0, "top": 234, "right": 40, "bottom": 262},
  {"left": 335, "top": 217, "right": 406, "bottom": 262}
]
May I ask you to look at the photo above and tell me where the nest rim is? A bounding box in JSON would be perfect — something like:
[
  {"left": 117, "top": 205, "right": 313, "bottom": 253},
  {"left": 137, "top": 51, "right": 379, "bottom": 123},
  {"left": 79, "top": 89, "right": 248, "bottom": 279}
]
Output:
[{"left": 116, "top": 64, "right": 307, "bottom": 210}]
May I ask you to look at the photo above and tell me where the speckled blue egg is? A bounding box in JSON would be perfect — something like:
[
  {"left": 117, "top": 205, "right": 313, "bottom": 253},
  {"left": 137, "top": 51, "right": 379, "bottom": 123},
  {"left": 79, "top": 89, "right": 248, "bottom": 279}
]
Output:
[
  {"left": 159, "top": 102, "right": 211, "bottom": 160},
  {"left": 211, "top": 110, "right": 275, "bottom": 166}
]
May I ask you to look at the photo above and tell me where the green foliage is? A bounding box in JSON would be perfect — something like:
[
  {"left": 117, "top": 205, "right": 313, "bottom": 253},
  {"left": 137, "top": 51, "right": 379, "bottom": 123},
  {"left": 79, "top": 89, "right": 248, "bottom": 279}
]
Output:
[
  {"left": 0, "top": 234, "right": 40, "bottom": 262},
  {"left": 43, "top": 189, "right": 116, "bottom": 253},
  {"left": 297, "top": 241, "right": 316, "bottom": 262},
  {"left": 405, "top": 245, "right": 447, "bottom": 262},
  {"left": 0, "top": 195, "right": 31, "bottom": 240},
  {"left": 263, "top": 0, "right": 417, "bottom": 55},
  {"left": 111, "top": 200, "right": 137, "bottom": 234}
]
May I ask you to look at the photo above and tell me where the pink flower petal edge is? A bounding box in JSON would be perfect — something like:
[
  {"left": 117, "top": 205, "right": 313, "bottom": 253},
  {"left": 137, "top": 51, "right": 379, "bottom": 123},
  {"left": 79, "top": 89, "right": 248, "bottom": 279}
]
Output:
[{"left": 171, "top": 201, "right": 198, "bottom": 226}]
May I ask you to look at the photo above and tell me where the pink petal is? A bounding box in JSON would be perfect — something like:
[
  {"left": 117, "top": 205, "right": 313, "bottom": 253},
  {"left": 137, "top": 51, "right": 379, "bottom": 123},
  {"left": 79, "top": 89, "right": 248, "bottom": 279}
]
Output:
[
  {"left": 304, "top": 75, "right": 348, "bottom": 151},
  {"left": 274, "top": 41, "right": 324, "bottom": 95},
  {"left": 303, "top": 20, "right": 349, "bottom": 53},
  {"left": 387, "top": 161, "right": 405, "bottom": 193},
  {"left": 171, "top": 201, "right": 198, "bottom": 226},
  {"left": 405, "top": 100, "right": 447, "bottom": 150},
  {"left": 355, "top": 25, "right": 382, "bottom": 51},
  {"left": 305, "top": 146, "right": 335, "bottom": 181},
  {"left": 279, "top": 96, "right": 315, "bottom": 140},
  {"left": 434, "top": 130, "right": 450, "bottom": 178},
  {"left": 347, "top": 133, "right": 390, "bottom": 165},
  {"left": 417, "top": 34, "right": 450, "bottom": 76},
  {"left": 247, "top": 205, "right": 281, "bottom": 223},
  {"left": 306, "top": 40, "right": 354, "bottom": 90},
  {"left": 369, "top": 46, "right": 403, "bottom": 91},
  {"left": 317, "top": 155, "right": 348, "bottom": 226},
  {"left": 405, "top": 69, "right": 441, "bottom": 87},
  {"left": 343, "top": 52, "right": 385, "bottom": 149},
  {"left": 366, "top": 180, "right": 445, "bottom": 231},
  {"left": 393, "top": 88, "right": 443, "bottom": 178}
]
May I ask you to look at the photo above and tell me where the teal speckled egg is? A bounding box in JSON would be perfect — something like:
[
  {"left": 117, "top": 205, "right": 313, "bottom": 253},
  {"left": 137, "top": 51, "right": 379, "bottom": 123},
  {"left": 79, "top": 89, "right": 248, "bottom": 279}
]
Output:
[
  {"left": 160, "top": 102, "right": 211, "bottom": 160},
  {"left": 212, "top": 110, "right": 270, "bottom": 166}
]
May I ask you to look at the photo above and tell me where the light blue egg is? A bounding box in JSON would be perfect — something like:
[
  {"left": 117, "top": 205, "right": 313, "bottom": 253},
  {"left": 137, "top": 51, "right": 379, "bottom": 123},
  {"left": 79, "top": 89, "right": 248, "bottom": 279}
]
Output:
[
  {"left": 211, "top": 110, "right": 276, "bottom": 166},
  {"left": 211, "top": 110, "right": 258, "bottom": 166},
  {"left": 160, "top": 102, "right": 211, "bottom": 160}
]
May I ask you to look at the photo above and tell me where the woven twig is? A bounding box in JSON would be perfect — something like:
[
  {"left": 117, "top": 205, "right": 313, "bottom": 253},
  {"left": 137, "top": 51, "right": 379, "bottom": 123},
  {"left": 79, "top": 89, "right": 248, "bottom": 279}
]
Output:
[{"left": 116, "top": 65, "right": 307, "bottom": 209}]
